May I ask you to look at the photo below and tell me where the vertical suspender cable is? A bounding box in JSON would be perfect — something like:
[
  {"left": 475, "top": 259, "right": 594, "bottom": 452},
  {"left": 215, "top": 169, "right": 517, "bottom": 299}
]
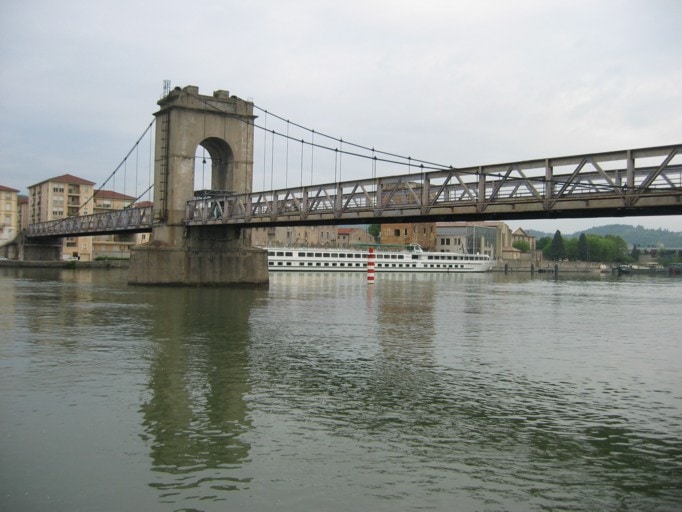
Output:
[
  {"left": 262, "top": 111, "right": 268, "bottom": 191},
  {"left": 270, "top": 129, "right": 275, "bottom": 191},
  {"left": 334, "top": 148, "right": 338, "bottom": 183},
  {"left": 285, "top": 121, "right": 290, "bottom": 188},
  {"left": 148, "top": 126, "right": 153, "bottom": 202},
  {"left": 300, "top": 139, "right": 304, "bottom": 188},
  {"left": 135, "top": 143, "right": 139, "bottom": 202},
  {"left": 310, "top": 130, "right": 315, "bottom": 185},
  {"left": 339, "top": 138, "right": 343, "bottom": 182}
]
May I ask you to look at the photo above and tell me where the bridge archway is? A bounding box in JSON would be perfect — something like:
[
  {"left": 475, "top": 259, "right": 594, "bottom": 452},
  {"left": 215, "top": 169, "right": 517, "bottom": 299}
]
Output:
[{"left": 194, "top": 137, "right": 235, "bottom": 194}]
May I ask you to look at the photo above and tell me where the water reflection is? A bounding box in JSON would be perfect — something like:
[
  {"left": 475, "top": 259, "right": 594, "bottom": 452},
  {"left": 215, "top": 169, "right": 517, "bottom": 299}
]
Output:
[
  {"left": 250, "top": 272, "right": 682, "bottom": 510},
  {"left": 140, "top": 286, "right": 262, "bottom": 499},
  {"left": 3, "top": 268, "right": 679, "bottom": 511}
]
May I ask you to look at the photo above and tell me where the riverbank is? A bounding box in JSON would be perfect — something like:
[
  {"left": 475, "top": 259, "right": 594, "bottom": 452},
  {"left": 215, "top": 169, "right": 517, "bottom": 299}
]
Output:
[
  {"left": 493, "top": 260, "right": 604, "bottom": 273},
  {"left": 0, "top": 259, "right": 130, "bottom": 269}
]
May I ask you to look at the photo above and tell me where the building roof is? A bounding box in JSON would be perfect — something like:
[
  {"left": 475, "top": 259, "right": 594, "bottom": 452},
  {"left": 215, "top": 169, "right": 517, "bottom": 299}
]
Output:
[
  {"left": 94, "top": 189, "right": 136, "bottom": 200},
  {"left": 132, "top": 200, "right": 153, "bottom": 208},
  {"left": 337, "top": 228, "right": 353, "bottom": 235},
  {"left": 512, "top": 227, "right": 530, "bottom": 236},
  {"left": 29, "top": 173, "right": 96, "bottom": 188},
  {"left": 0, "top": 185, "right": 20, "bottom": 192}
]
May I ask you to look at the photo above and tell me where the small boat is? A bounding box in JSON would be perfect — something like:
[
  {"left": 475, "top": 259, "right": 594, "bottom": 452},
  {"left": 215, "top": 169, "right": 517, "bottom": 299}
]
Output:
[{"left": 262, "top": 243, "right": 494, "bottom": 273}]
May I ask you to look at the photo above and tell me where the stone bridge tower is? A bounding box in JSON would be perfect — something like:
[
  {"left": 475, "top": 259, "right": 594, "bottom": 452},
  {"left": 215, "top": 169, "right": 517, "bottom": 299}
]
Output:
[{"left": 129, "top": 86, "right": 268, "bottom": 286}]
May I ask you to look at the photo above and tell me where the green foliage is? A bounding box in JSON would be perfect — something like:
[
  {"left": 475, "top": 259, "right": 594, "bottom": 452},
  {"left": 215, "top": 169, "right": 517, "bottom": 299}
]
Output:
[
  {"left": 578, "top": 233, "right": 588, "bottom": 261},
  {"left": 512, "top": 239, "right": 530, "bottom": 253},
  {"left": 536, "top": 236, "right": 552, "bottom": 251},
  {"left": 527, "top": 224, "right": 682, "bottom": 248},
  {"left": 545, "top": 230, "right": 566, "bottom": 260},
  {"left": 368, "top": 224, "right": 381, "bottom": 241},
  {"left": 543, "top": 231, "right": 630, "bottom": 262},
  {"left": 657, "top": 249, "right": 682, "bottom": 266}
]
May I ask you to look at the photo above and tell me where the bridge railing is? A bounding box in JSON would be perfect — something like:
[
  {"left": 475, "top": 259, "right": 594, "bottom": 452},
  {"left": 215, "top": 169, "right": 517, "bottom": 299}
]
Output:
[
  {"left": 27, "top": 206, "right": 153, "bottom": 237},
  {"left": 186, "top": 144, "right": 681, "bottom": 225}
]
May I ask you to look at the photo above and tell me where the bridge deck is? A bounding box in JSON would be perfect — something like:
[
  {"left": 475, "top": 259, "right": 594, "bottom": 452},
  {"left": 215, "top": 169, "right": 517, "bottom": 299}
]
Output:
[{"left": 26, "top": 144, "right": 681, "bottom": 237}]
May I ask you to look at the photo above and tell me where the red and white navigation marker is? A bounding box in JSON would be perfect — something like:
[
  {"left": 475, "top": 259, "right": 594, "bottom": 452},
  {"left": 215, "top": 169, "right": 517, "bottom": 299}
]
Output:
[{"left": 367, "top": 247, "right": 375, "bottom": 285}]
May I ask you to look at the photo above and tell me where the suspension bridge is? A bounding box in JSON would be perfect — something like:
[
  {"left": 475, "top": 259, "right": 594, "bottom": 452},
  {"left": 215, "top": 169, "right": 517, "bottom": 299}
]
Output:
[{"left": 22, "top": 85, "right": 682, "bottom": 285}]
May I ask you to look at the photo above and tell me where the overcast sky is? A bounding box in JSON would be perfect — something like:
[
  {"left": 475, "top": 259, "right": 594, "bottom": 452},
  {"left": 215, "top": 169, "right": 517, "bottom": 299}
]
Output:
[{"left": 1, "top": 0, "right": 680, "bottom": 234}]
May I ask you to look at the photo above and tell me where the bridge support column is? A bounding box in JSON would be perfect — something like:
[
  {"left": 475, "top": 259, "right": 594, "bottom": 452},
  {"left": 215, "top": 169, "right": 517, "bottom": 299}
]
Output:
[
  {"left": 129, "top": 226, "right": 268, "bottom": 286},
  {"left": 128, "top": 85, "right": 268, "bottom": 286},
  {"left": 19, "top": 233, "right": 63, "bottom": 261}
]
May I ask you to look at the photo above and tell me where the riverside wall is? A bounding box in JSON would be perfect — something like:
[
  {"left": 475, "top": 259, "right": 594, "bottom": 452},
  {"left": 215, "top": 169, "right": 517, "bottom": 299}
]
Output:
[{"left": 494, "top": 260, "right": 605, "bottom": 273}]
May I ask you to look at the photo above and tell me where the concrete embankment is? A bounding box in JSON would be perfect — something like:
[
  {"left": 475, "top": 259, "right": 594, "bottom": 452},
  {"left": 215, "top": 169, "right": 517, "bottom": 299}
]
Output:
[
  {"left": 493, "top": 260, "right": 604, "bottom": 274},
  {"left": 0, "top": 260, "right": 130, "bottom": 269}
]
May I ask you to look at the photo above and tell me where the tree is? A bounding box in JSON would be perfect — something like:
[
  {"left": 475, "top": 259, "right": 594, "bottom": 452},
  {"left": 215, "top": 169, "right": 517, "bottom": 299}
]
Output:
[
  {"left": 547, "top": 230, "right": 566, "bottom": 260},
  {"left": 368, "top": 224, "right": 381, "bottom": 242},
  {"left": 512, "top": 240, "right": 530, "bottom": 253},
  {"left": 536, "top": 236, "right": 552, "bottom": 251},
  {"left": 578, "top": 233, "right": 588, "bottom": 261}
]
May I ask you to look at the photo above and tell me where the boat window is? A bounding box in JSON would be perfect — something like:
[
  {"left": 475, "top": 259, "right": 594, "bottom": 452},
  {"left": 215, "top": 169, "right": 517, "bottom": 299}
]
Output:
[
  {"left": 323, "top": 253, "right": 330, "bottom": 258},
  {"left": 276, "top": 251, "right": 284, "bottom": 257},
  {"left": 412, "top": 255, "right": 419, "bottom": 260},
  {"left": 315, "top": 253, "right": 322, "bottom": 257},
  {"left": 268, "top": 251, "right": 275, "bottom": 256},
  {"left": 285, "top": 252, "right": 293, "bottom": 257},
  {"left": 339, "top": 253, "right": 346, "bottom": 258},
  {"left": 298, "top": 252, "right": 306, "bottom": 257}
]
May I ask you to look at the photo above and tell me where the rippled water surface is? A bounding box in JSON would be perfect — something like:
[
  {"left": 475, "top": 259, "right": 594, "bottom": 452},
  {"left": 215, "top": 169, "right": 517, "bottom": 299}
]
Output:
[{"left": 1, "top": 268, "right": 680, "bottom": 511}]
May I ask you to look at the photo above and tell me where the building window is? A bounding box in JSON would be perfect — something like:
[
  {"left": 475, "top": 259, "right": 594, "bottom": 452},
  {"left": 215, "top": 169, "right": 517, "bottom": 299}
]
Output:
[{"left": 394, "top": 229, "right": 400, "bottom": 237}]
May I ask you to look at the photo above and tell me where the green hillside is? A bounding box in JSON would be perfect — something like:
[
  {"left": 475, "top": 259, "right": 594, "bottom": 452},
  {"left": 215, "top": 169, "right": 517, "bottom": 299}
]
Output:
[{"left": 527, "top": 224, "right": 682, "bottom": 248}]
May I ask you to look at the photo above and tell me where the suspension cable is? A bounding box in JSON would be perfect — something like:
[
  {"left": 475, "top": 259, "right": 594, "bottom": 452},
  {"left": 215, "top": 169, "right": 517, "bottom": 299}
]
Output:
[{"left": 182, "top": 90, "right": 623, "bottom": 193}]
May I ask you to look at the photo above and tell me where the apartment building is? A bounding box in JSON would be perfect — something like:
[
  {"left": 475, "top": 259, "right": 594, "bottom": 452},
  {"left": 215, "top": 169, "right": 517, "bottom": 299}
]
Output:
[
  {"left": 91, "top": 190, "right": 138, "bottom": 259},
  {"left": 28, "top": 174, "right": 96, "bottom": 261},
  {"left": 0, "top": 185, "right": 20, "bottom": 244}
]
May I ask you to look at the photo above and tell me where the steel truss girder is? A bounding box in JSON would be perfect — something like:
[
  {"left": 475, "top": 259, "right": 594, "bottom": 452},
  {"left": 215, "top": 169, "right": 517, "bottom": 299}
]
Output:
[
  {"left": 185, "top": 144, "right": 681, "bottom": 226},
  {"left": 27, "top": 206, "right": 153, "bottom": 237}
]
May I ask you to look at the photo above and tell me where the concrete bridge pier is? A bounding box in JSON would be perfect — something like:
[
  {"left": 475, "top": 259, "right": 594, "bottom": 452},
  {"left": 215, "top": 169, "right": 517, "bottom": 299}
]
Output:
[
  {"left": 128, "top": 226, "right": 268, "bottom": 286},
  {"left": 19, "top": 233, "right": 62, "bottom": 261}
]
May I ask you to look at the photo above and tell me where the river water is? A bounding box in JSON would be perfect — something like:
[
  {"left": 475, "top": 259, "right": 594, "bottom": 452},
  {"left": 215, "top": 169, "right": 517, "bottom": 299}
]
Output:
[{"left": 0, "top": 267, "right": 680, "bottom": 511}]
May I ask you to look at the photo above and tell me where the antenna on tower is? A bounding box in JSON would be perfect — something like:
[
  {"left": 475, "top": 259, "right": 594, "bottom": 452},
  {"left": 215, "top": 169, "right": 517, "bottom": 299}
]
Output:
[{"left": 162, "top": 80, "right": 171, "bottom": 98}]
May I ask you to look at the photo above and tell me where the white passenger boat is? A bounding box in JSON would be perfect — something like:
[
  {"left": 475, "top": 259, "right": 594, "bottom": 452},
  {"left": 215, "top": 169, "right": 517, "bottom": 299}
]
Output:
[{"left": 262, "top": 244, "right": 494, "bottom": 273}]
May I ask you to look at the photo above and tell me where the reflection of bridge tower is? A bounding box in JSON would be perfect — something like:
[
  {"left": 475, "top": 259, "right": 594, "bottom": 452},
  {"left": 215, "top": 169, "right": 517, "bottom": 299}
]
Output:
[{"left": 129, "top": 86, "right": 268, "bottom": 285}]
